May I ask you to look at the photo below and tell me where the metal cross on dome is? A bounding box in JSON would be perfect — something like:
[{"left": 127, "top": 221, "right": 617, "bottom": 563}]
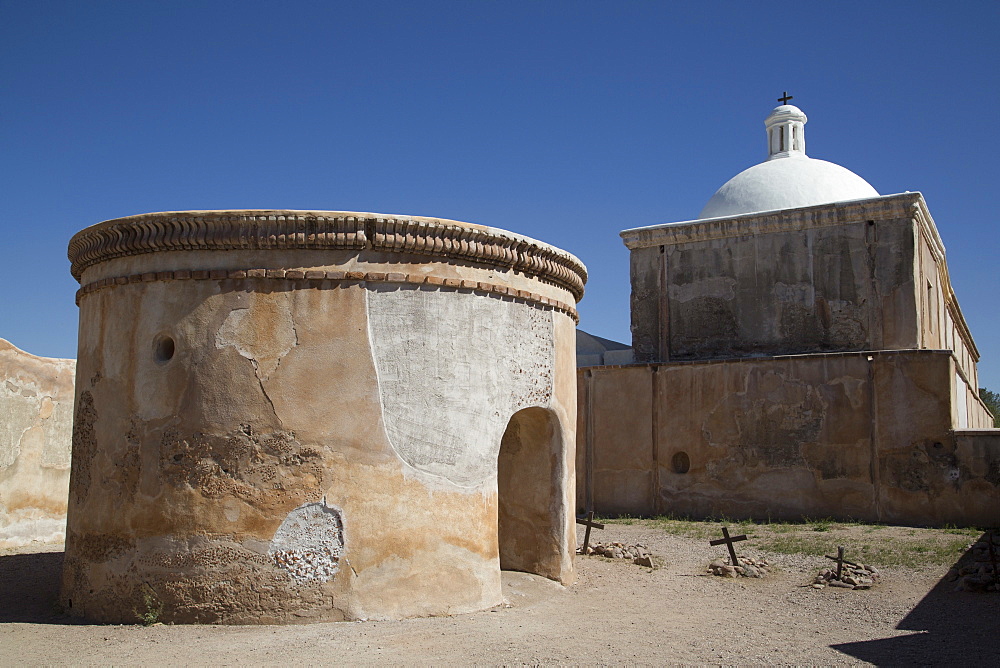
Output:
[{"left": 778, "top": 91, "right": 794, "bottom": 104}]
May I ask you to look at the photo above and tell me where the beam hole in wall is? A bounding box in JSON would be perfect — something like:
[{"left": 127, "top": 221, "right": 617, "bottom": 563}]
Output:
[
  {"left": 671, "top": 451, "right": 690, "bottom": 474},
  {"left": 153, "top": 335, "right": 175, "bottom": 364}
]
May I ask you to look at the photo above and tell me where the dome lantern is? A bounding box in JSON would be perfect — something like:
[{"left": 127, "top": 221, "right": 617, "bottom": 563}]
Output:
[{"left": 765, "top": 105, "right": 807, "bottom": 159}]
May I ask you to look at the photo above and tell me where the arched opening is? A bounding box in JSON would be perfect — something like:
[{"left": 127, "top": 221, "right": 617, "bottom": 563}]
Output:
[{"left": 497, "top": 406, "right": 561, "bottom": 579}]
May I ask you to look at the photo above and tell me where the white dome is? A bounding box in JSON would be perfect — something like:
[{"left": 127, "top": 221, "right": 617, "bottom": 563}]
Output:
[
  {"left": 698, "top": 104, "right": 879, "bottom": 219},
  {"left": 699, "top": 155, "right": 880, "bottom": 219}
]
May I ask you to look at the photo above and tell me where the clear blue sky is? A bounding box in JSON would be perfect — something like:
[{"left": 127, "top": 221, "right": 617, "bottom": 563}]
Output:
[{"left": 2, "top": 1, "right": 999, "bottom": 388}]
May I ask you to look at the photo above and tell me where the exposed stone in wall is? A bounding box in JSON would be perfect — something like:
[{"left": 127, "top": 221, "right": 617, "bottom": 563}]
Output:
[
  {"left": 269, "top": 501, "right": 345, "bottom": 582},
  {"left": 69, "top": 390, "right": 96, "bottom": 504},
  {"left": 159, "top": 424, "right": 325, "bottom": 506},
  {"left": 368, "top": 286, "right": 554, "bottom": 487},
  {"left": 882, "top": 439, "right": 962, "bottom": 495},
  {"left": 62, "top": 532, "right": 340, "bottom": 624}
]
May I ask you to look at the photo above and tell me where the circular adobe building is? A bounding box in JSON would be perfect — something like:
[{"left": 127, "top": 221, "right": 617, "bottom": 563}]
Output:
[{"left": 61, "top": 210, "right": 586, "bottom": 624}]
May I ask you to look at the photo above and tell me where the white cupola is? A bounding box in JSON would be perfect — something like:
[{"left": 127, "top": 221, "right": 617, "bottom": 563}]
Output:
[
  {"left": 698, "top": 101, "right": 879, "bottom": 219},
  {"left": 765, "top": 104, "right": 807, "bottom": 159}
]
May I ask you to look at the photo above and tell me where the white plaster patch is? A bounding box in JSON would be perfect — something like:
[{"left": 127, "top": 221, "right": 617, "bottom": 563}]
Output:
[
  {"left": 269, "top": 501, "right": 344, "bottom": 582},
  {"left": 39, "top": 397, "right": 73, "bottom": 469},
  {"left": 0, "top": 516, "right": 66, "bottom": 550},
  {"left": 215, "top": 302, "right": 297, "bottom": 380},
  {"left": 0, "top": 380, "right": 38, "bottom": 470},
  {"left": 366, "top": 286, "right": 554, "bottom": 487}
]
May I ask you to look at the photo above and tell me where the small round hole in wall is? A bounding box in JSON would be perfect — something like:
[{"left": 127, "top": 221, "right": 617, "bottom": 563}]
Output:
[
  {"left": 153, "top": 335, "right": 175, "bottom": 364},
  {"left": 671, "top": 451, "right": 690, "bottom": 474}
]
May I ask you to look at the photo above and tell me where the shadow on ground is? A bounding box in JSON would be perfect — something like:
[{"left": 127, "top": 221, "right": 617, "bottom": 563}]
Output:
[
  {"left": 832, "top": 531, "right": 1000, "bottom": 665},
  {"left": 0, "top": 549, "right": 79, "bottom": 624}
]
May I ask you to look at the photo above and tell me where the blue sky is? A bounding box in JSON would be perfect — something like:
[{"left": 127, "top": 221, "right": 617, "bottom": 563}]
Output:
[{"left": 2, "top": 1, "right": 999, "bottom": 387}]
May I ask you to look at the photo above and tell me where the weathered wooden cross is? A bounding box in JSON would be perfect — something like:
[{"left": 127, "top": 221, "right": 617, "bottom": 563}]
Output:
[
  {"left": 778, "top": 91, "right": 794, "bottom": 104},
  {"left": 576, "top": 511, "right": 604, "bottom": 553},
  {"left": 824, "top": 545, "right": 861, "bottom": 580},
  {"left": 709, "top": 526, "right": 747, "bottom": 567}
]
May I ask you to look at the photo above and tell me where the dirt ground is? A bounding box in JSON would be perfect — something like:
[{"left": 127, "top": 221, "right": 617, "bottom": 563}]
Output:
[{"left": 2, "top": 524, "right": 998, "bottom": 666}]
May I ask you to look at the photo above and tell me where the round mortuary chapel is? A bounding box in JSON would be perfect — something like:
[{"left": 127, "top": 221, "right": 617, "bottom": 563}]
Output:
[{"left": 61, "top": 210, "right": 586, "bottom": 624}]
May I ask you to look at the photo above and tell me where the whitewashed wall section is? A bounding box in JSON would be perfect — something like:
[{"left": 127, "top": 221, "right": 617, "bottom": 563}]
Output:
[
  {"left": 367, "top": 286, "right": 555, "bottom": 487},
  {"left": 0, "top": 340, "right": 76, "bottom": 548}
]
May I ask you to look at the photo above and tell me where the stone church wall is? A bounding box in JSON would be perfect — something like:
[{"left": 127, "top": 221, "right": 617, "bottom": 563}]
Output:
[
  {"left": 0, "top": 338, "right": 75, "bottom": 548},
  {"left": 627, "top": 195, "right": 931, "bottom": 362},
  {"left": 577, "top": 350, "right": 1000, "bottom": 528}
]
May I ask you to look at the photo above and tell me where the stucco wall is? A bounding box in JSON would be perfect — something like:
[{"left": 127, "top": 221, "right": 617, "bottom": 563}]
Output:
[
  {"left": 62, "top": 211, "right": 583, "bottom": 624},
  {"left": 577, "top": 351, "right": 1000, "bottom": 528},
  {"left": 0, "top": 338, "right": 75, "bottom": 548},
  {"left": 627, "top": 196, "right": 921, "bottom": 362}
]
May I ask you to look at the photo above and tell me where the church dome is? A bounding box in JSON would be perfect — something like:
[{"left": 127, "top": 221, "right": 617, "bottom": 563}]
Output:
[{"left": 698, "top": 104, "right": 879, "bottom": 219}]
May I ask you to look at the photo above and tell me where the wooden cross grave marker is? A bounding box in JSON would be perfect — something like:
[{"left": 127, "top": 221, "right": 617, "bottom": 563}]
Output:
[
  {"left": 824, "top": 546, "right": 861, "bottom": 580},
  {"left": 778, "top": 91, "right": 794, "bottom": 105},
  {"left": 709, "top": 526, "right": 747, "bottom": 567},
  {"left": 576, "top": 511, "right": 604, "bottom": 554}
]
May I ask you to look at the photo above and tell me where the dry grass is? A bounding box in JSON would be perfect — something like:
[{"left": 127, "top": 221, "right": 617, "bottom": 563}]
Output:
[{"left": 598, "top": 515, "right": 985, "bottom": 569}]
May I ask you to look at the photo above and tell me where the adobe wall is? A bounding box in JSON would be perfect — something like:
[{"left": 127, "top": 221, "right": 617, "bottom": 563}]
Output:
[
  {"left": 0, "top": 338, "right": 75, "bottom": 548},
  {"left": 62, "top": 210, "right": 585, "bottom": 624},
  {"left": 626, "top": 195, "right": 926, "bottom": 362},
  {"left": 577, "top": 351, "right": 1000, "bottom": 528}
]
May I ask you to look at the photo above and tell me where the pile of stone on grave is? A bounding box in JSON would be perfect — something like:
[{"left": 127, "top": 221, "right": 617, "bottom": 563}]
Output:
[
  {"left": 708, "top": 556, "right": 769, "bottom": 578},
  {"left": 812, "top": 563, "right": 879, "bottom": 589},
  {"left": 946, "top": 539, "right": 998, "bottom": 592},
  {"left": 581, "top": 541, "right": 655, "bottom": 567}
]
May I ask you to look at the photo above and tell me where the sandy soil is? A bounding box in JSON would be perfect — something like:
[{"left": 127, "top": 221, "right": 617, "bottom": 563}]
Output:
[{"left": 2, "top": 524, "right": 997, "bottom": 666}]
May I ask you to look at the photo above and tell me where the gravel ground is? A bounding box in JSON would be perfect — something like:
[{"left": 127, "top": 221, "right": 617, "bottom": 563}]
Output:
[{"left": 2, "top": 524, "right": 998, "bottom": 665}]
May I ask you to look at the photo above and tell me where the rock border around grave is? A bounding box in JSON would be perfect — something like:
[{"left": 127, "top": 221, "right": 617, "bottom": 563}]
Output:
[
  {"left": 708, "top": 556, "right": 770, "bottom": 578},
  {"left": 812, "top": 564, "right": 880, "bottom": 590},
  {"left": 945, "top": 538, "right": 999, "bottom": 593},
  {"left": 579, "top": 542, "right": 657, "bottom": 568}
]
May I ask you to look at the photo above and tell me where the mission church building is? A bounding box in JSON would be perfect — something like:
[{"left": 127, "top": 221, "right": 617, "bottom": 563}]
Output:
[{"left": 577, "top": 100, "right": 999, "bottom": 527}]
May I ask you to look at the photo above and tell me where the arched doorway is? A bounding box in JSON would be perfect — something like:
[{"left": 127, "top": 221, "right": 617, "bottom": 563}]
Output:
[{"left": 497, "top": 406, "right": 562, "bottom": 579}]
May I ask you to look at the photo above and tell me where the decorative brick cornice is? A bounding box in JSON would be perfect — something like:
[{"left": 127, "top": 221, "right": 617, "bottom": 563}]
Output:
[
  {"left": 75, "top": 269, "right": 579, "bottom": 323},
  {"left": 68, "top": 211, "right": 587, "bottom": 301},
  {"left": 367, "top": 217, "right": 585, "bottom": 300}
]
